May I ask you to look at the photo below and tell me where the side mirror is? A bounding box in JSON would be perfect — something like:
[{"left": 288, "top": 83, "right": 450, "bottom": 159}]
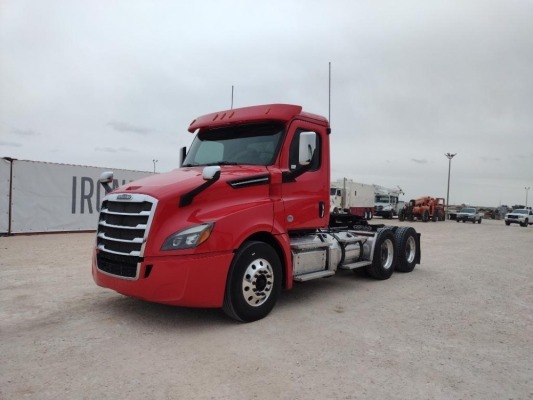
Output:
[
  {"left": 99, "top": 171, "right": 114, "bottom": 194},
  {"left": 202, "top": 166, "right": 221, "bottom": 181},
  {"left": 298, "top": 131, "right": 316, "bottom": 166},
  {"left": 179, "top": 146, "right": 187, "bottom": 167}
]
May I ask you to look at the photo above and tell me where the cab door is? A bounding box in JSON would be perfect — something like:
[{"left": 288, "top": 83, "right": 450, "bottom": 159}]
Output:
[{"left": 279, "top": 119, "right": 330, "bottom": 231}]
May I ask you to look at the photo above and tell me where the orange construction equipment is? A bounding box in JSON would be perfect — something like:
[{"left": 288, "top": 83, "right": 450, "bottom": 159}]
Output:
[{"left": 399, "top": 197, "right": 445, "bottom": 222}]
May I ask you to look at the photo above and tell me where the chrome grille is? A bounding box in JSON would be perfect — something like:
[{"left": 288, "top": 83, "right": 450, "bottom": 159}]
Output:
[{"left": 96, "top": 193, "right": 157, "bottom": 279}]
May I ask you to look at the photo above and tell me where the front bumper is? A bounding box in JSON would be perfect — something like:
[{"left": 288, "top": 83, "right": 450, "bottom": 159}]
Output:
[
  {"left": 92, "top": 250, "right": 234, "bottom": 307},
  {"left": 505, "top": 218, "right": 525, "bottom": 225}
]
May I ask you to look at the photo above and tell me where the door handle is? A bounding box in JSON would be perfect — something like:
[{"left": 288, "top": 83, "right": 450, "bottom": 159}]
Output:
[{"left": 319, "top": 201, "right": 325, "bottom": 218}]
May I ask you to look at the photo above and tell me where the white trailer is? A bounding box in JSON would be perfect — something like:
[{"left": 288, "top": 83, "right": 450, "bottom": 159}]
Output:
[
  {"left": 374, "top": 185, "right": 405, "bottom": 219},
  {"left": 330, "top": 178, "right": 375, "bottom": 219}
]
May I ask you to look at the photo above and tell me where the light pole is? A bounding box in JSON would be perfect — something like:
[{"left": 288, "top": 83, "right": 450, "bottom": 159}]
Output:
[
  {"left": 526, "top": 187, "right": 531, "bottom": 208},
  {"left": 445, "top": 153, "right": 456, "bottom": 220},
  {"left": 153, "top": 159, "right": 158, "bottom": 173}
]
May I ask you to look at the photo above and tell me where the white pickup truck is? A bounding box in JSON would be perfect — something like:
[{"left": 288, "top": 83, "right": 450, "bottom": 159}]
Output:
[{"left": 504, "top": 209, "right": 533, "bottom": 227}]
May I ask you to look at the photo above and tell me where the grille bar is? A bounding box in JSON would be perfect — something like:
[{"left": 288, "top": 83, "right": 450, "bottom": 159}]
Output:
[
  {"left": 99, "top": 220, "right": 148, "bottom": 230},
  {"left": 97, "top": 244, "right": 141, "bottom": 257},
  {"left": 100, "top": 209, "right": 152, "bottom": 217},
  {"left": 97, "top": 232, "right": 144, "bottom": 244}
]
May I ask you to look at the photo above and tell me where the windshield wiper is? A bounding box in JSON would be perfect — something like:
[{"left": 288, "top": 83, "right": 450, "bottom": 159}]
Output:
[
  {"left": 183, "top": 161, "right": 240, "bottom": 167},
  {"left": 206, "top": 161, "right": 239, "bottom": 166}
]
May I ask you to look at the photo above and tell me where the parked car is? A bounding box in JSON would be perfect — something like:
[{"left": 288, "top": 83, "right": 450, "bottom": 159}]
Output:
[
  {"left": 456, "top": 207, "right": 482, "bottom": 223},
  {"left": 504, "top": 209, "right": 533, "bottom": 227}
]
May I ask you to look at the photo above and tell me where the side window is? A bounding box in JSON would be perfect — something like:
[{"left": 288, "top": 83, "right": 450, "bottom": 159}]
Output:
[{"left": 288, "top": 129, "right": 321, "bottom": 171}]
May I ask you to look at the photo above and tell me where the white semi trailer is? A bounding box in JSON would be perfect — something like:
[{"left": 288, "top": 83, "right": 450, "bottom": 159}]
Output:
[{"left": 330, "top": 178, "right": 375, "bottom": 219}]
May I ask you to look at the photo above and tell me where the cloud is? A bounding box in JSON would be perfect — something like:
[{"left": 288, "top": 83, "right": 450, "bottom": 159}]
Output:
[
  {"left": 12, "top": 128, "right": 39, "bottom": 136},
  {"left": 107, "top": 121, "right": 153, "bottom": 135},
  {"left": 94, "top": 146, "right": 135, "bottom": 153},
  {"left": 0, "top": 141, "right": 22, "bottom": 147},
  {"left": 411, "top": 158, "right": 428, "bottom": 164}
]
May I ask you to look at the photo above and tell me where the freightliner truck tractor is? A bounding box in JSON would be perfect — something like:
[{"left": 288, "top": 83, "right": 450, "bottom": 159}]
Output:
[{"left": 92, "top": 104, "right": 421, "bottom": 322}]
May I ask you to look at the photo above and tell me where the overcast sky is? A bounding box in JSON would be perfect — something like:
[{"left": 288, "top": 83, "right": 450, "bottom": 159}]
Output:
[{"left": 1, "top": 0, "right": 532, "bottom": 207}]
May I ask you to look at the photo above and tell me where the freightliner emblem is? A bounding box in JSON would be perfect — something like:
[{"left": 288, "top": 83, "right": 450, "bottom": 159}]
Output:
[{"left": 117, "top": 194, "right": 132, "bottom": 200}]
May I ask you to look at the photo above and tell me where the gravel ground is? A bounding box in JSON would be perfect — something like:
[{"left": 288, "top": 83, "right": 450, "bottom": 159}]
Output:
[{"left": 1, "top": 219, "right": 532, "bottom": 400}]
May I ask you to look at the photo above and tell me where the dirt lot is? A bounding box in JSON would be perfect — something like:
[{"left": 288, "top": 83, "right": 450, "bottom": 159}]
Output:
[{"left": 1, "top": 219, "right": 532, "bottom": 400}]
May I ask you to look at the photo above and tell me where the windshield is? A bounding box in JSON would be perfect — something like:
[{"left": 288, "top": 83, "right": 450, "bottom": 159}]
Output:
[
  {"left": 514, "top": 210, "right": 528, "bottom": 214},
  {"left": 375, "top": 195, "right": 390, "bottom": 203},
  {"left": 183, "top": 123, "right": 284, "bottom": 167},
  {"left": 460, "top": 208, "right": 476, "bottom": 213}
]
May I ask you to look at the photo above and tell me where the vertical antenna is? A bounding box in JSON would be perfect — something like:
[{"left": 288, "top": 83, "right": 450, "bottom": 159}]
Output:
[
  {"left": 328, "top": 62, "right": 331, "bottom": 124},
  {"left": 231, "top": 85, "right": 234, "bottom": 109}
]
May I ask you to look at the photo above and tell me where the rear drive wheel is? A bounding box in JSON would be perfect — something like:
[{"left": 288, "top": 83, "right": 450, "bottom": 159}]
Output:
[
  {"left": 223, "top": 241, "right": 282, "bottom": 322},
  {"left": 394, "top": 227, "right": 418, "bottom": 273},
  {"left": 365, "top": 229, "right": 396, "bottom": 280},
  {"left": 422, "top": 210, "right": 429, "bottom": 222}
]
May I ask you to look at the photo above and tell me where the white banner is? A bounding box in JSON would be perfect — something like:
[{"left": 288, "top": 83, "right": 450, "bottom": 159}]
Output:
[
  {"left": 0, "top": 159, "right": 11, "bottom": 234},
  {"left": 10, "top": 160, "right": 153, "bottom": 234}
]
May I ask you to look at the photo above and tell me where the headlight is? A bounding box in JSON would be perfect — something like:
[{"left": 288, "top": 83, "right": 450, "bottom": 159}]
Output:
[{"left": 161, "top": 223, "right": 214, "bottom": 251}]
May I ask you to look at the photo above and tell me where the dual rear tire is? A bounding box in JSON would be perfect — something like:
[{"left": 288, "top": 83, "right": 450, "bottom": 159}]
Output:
[{"left": 364, "top": 227, "right": 419, "bottom": 279}]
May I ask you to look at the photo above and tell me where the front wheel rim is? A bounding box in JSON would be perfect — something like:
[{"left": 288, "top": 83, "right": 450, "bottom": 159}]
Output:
[{"left": 241, "top": 258, "right": 274, "bottom": 307}]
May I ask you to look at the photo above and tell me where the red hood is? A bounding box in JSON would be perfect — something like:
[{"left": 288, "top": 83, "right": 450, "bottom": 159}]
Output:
[{"left": 111, "top": 165, "right": 269, "bottom": 200}]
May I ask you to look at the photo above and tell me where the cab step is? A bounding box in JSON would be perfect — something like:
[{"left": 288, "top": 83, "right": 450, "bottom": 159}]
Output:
[
  {"left": 293, "top": 270, "right": 335, "bottom": 282},
  {"left": 338, "top": 260, "right": 372, "bottom": 270}
]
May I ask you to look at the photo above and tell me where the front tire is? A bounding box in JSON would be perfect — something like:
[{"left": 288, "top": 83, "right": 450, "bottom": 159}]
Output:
[
  {"left": 422, "top": 210, "right": 429, "bottom": 222},
  {"left": 399, "top": 210, "right": 405, "bottom": 222},
  {"left": 223, "top": 241, "right": 282, "bottom": 322},
  {"left": 365, "top": 229, "right": 397, "bottom": 280}
]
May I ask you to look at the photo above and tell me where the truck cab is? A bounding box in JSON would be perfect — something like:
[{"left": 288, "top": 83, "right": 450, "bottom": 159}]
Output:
[{"left": 374, "top": 193, "right": 403, "bottom": 219}]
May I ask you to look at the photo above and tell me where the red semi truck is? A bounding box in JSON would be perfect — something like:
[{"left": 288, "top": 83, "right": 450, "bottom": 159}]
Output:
[{"left": 92, "top": 104, "right": 421, "bottom": 322}]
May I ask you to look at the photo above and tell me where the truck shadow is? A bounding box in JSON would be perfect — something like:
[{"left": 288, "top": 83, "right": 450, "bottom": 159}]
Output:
[
  {"left": 91, "top": 294, "right": 232, "bottom": 330},
  {"left": 90, "top": 269, "right": 415, "bottom": 328}
]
